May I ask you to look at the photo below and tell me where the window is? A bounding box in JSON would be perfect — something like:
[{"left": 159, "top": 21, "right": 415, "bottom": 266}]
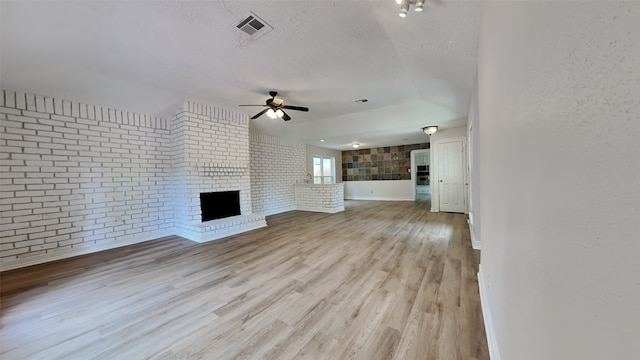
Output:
[{"left": 313, "top": 156, "right": 335, "bottom": 184}]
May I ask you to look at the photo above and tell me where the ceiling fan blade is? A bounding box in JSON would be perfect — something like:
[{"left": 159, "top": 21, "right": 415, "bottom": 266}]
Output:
[
  {"left": 239, "top": 105, "right": 266, "bottom": 107},
  {"left": 282, "top": 105, "right": 309, "bottom": 112},
  {"left": 250, "top": 108, "right": 270, "bottom": 119},
  {"left": 280, "top": 110, "right": 292, "bottom": 121}
]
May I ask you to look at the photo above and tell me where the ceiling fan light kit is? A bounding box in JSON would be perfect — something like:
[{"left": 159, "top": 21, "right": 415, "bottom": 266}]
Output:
[
  {"left": 397, "top": 0, "right": 424, "bottom": 17},
  {"left": 239, "top": 91, "right": 309, "bottom": 121}
]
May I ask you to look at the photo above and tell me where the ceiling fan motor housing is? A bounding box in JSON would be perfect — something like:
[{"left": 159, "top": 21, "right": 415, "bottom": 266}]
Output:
[{"left": 240, "top": 91, "right": 309, "bottom": 121}]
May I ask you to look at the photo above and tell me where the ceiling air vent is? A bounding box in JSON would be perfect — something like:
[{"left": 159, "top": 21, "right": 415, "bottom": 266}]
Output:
[{"left": 236, "top": 12, "right": 273, "bottom": 39}]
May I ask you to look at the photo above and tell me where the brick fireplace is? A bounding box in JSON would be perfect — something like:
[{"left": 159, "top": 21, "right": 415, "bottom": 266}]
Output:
[{"left": 170, "top": 100, "right": 266, "bottom": 243}]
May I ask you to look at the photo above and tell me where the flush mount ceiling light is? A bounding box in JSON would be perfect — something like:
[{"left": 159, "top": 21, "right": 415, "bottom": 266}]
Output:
[
  {"left": 397, "top": 0, "right": 425, "bottom": 17},
  {"left": 422, "top": 126, "right": 438, "bottom": 135},
  {"left": 352, "top": 143, "right": 360, "bottom": 149}
]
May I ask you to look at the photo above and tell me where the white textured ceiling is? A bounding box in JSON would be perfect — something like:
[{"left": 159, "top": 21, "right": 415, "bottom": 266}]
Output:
[{"left": 0, "top": 0, "right": 481, "bottom": 150}]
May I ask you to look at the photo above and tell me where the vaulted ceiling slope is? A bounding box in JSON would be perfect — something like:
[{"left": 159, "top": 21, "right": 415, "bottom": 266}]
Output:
[{"left": 0, "top": 1, "right": 481, "bottom": 150}]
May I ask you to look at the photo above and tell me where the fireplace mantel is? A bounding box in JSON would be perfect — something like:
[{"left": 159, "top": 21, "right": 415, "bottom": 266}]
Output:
[{"left": 197, "top": 162, "right": 248, "bottom": 176}]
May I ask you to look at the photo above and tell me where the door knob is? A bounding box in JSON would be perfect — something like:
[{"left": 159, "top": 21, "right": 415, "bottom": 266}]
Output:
[{"left": 439, "top": 180, "right": 443, "bottom": 182}]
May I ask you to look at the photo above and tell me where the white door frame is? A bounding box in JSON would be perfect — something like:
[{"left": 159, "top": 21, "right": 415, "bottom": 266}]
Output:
[
  {"left": 431, "top": 136, "right": 468, "bottom": 213},
  {"left": 410, "top": 149, "right": 430, "bottom": 201}
]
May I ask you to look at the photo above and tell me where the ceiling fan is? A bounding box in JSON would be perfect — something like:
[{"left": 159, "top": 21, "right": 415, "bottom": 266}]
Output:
[{"left": 239, "top": 91, "right": 309, "bottom": 121}]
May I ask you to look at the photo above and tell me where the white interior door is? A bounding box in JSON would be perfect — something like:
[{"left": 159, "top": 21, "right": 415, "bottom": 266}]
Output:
[{"left": 437, "top": 139, "right": 465, "bottom": 213}]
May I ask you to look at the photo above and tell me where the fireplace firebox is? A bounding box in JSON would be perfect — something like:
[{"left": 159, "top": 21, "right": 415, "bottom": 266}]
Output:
[{"left": 199, "top": 191, "right": 240, "bottom": 222}]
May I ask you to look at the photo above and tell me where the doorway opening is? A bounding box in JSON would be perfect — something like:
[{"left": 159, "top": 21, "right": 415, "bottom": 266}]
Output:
[{"left": 411, "top": 149, "right": 431, "bottom": 205}]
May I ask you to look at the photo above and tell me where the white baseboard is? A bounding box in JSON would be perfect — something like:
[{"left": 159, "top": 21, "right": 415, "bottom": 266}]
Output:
[
  {"left": 0, "top": 229, "right": 174, "bottom": 272},
  {"left": 468, "top": 219, "right": 481, "bottom": 250},
  {"left": 295, "top": 206, "right": 345, "bottom": 213},
  {"left": 344, "top": 196, "right": 414, "bottom": 201},
  {"left": 260, "top": 206, "right": 345, "bottom": 215},
  {"left": 478, "top": 265, "right": 501, "bottom": 360}
]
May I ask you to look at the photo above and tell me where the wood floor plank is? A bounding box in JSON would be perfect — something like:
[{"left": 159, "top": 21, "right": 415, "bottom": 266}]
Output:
[
  {"left": 293, "top": 331, "right": 340, "bottom": 359},
  {"left": 0, "top": 200, "right": 488, "bottom": 360}
]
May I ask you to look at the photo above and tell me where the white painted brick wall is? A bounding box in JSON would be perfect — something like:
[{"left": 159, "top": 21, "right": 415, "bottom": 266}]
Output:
[
  {"left": 294, "top": 184, "right": 345, "bottom": 213},
  {"left": 1, "top": 90, "right": 173, "bottom": 265},
  {"left": 249, "top": 132, "right": 306, "bottom": 216},
  {"left": 0, "top": 91, "right": 300, "bottom": 269}
]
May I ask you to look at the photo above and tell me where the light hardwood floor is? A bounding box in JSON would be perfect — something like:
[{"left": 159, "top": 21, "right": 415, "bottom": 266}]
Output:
[{"left": 0, "top": 200, "right": 488, "bottom": 360}]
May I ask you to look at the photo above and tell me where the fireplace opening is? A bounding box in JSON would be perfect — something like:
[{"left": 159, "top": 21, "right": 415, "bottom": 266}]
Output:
[{"left": 200, "top": 191, "right": 241, "bottom": 222}]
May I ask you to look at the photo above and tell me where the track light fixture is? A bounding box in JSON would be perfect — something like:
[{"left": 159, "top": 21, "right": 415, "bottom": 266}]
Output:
[{"left": 397, "top": 0, "right": 425, "bottom": 17}]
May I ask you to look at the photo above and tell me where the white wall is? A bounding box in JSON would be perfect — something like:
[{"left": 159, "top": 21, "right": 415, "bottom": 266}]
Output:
[
  {"left": 477, "top": 2, "right": 640, "bottom": 359},
  {"left": 250, "top": 133, "right": 306, "bottom": 216},
  {"left": 430, "top": 125, "right": 466, "bottom": 142},
  {"left": 344, "top": 180, "right": 413, "bottom": 201},
  {"left": 306, "top": 144, "right": 342, "bottom": 183},
  {"left": 468, "top": 80, "right": 481, "bottom": 250}
]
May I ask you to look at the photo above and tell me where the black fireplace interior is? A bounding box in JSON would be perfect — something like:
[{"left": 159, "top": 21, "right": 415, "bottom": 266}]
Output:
[{"left": 200, "top": 191, "right": 241, "bottom": 222}]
